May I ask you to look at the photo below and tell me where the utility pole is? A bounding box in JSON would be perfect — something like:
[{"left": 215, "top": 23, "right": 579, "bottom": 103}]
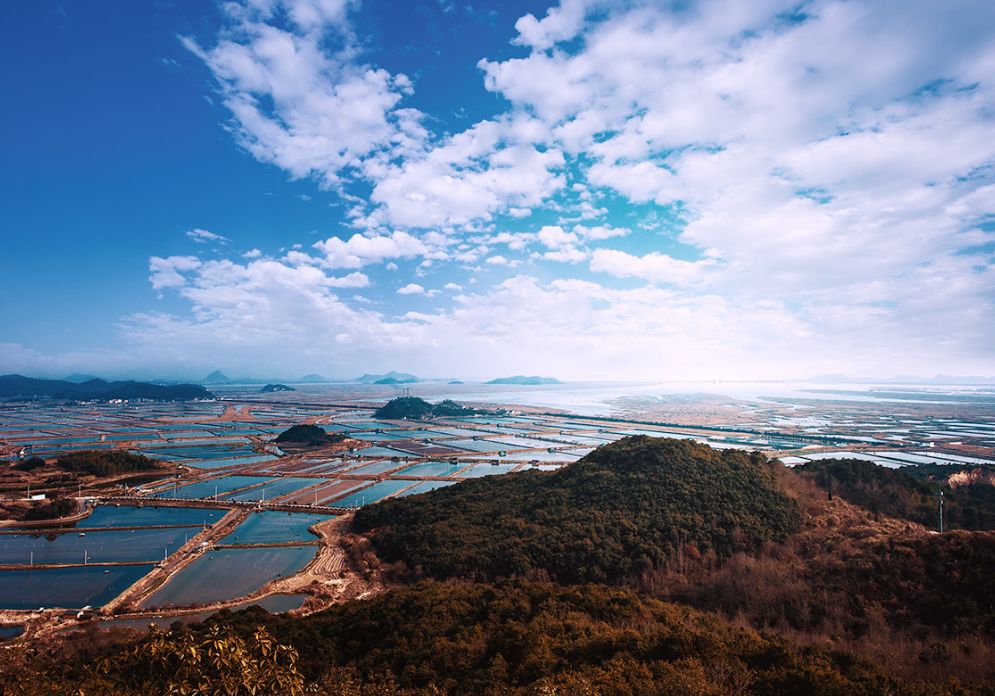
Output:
[{"left": 938, "top": 489, "right": 944, "bottom": 533}]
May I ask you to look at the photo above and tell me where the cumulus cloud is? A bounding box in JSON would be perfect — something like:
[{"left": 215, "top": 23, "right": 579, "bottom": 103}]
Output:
[
  {"left": 182, "top": 0, "right": 421, "bottom": 189},
  {"left": 149, "top": 256, "right": 201, "bottom": 290},
  {"left": 314, "top": 230, "right": 428, "bottom": 268},
  {"left": 35, "top": 0, "right": 992, "bottom": 380},
  {"left": 364, "top": 118, "right": 566, "bottom": 228},
  {"left": 590, "top": 249, "right": 712, "bottom": 285}
]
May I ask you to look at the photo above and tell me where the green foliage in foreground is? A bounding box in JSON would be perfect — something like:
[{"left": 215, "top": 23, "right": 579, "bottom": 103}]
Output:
[
  {"left": 2, "top": 582, "right": 960, "bottom": 695},
  {"left": 796, "top": 458, "right": 995, "bottom": 530},
  {"left": 354, "top": 437, "right": 801, "bottom": 583},
  {"left": 55, "top": 450, "right": 160, "bottom": 477}
]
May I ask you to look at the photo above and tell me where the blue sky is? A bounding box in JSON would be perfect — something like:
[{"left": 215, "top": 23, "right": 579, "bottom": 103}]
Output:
[{"left": 1, "top": 0, "right": 993, "bottom": 381}]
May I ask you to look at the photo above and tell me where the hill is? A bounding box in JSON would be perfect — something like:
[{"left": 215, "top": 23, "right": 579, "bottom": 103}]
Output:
[
  {"left": 273, "top": 424, "right": 342, "bottom": 447},
  {"left": 200, "top": 370, "right": 232, "bottom": 385},
  {"left": 297, "top": 373, "right": 329, "bottom": 383},
  {"left": 373, "top": 397, "right": 480, "bottom": 420},
  {"left": 1, "top": 581, "right": 956, "bottom": 695},
  {"left": 794, "top": 458, "right": 995, "bottom": 530},
  {"left": 63, "top": 372, "right": 99, "bottom": 383},
  {"left": 0, "top": 375, "right": 212, "bottom": 401},
  {"left": 485, "top": 375, "right": 562, "bottom": 385},
  {"left": 353, "top": 437, "right": 801, "bottom": 583},
  {"left": 356, "top": 371, "right": 418, "bottom": 384},
  {"left": 260, "top": 383, "right": 295, "bottom": 393}
]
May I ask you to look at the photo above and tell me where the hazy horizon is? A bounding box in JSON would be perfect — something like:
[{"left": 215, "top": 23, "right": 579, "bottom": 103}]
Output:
[{"left": 3, "top": 0, "right": 993, "bottom": 381}]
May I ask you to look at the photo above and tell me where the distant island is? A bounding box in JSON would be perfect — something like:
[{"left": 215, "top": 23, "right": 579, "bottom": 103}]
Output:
[
  {"left": 260, "top": 383, "right": 295, "bottom": 393},
  {"left": 485, "top": 375, "right": 562, "bottom": 385},
  {"left": 356, "top": 371, "right": 419, "bottom": 384},
  {"left": 374, "top": 396, "right": 482, "bottom": 420},
  {"left": 0, "top": 375, "right": 212, "bottom": 402},
  {"left": 297, "top": 373, "right": 329, "bottom": 383},
  {"left": 200, "top": 370, "right": 232, "bottom": 385}
]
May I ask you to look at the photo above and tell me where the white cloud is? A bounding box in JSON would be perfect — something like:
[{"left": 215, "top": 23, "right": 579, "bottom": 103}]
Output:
[
  {"left": 590, "top": 249, "right": 712, "bottom": 285},
  {"left": 536, "top": 225, "right": 579, "bottom": 249},
  {"left": 574, "top": 224, "right": 629, "bottom": 241},
  {"left": 364, "top": 119, "right": 565, "bottom": 228},
  {"left": 513, "top": 0, "right": 592, "bottom": 50},
  {"left": 327, "top": 271, "right": 370, "bottom": 288},
  {"left": 182, "top": 0, "right": 421, "bottom": 189},
  {"left": 243, "top": 248, "right": 263, "bottom": 259},
  {"left": 46, "top": 0, "right": 992, "bottom": 380},
  {"left": 314, "top": 230, "right": 427, "bottom": 268},
  {"left": 186, "top": 228, "right": 230, "bottom": 244},
  {"left": 542, "top": 247, "right": 588, "bottom": 264},
  {"left": 149, "top": 256, "right": 201, "bottom": 290}
]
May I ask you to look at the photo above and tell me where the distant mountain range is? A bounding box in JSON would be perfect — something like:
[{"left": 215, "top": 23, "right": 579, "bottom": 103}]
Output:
[
  {"left": 0, "top": 375, "right": 212, "bottom": 401},
  {"left": 485, "top": 375, "right": 563, "bottom": 385}
]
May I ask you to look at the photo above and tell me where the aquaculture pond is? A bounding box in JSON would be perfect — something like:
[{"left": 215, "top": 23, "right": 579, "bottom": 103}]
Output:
[
  {"left": 0, "top": 527, "right": 194, "bottom": 565},
  {"left": 220, "top": 477, "right": 321, "bottom": 502},
  {"left": 140, "top": 546, "right": 317, "bottom": 608},
  {"left": 0, "top": 565, "right": 153, "bottom": 609},
  {"left": 221, "top": 511, "right": 330, "bottom": 545},
  {"left": 352, "top": 446, "right": 416, "bottom": 458},
  {"left": 185, "top": 454, "right": 279, "bottom": 469},
  {"left": 395, "top": 460, "right": 462, "bottom": 478},
  {"left": 459, "top": 463, "right": 523, "bottom": 478},
  {"left": 94, "top": 594, "right": 307, "bottom": 632},
  {"left": 330, "top": 479, "right": 413, "bottom": 507},
  {"left": 346, "top": 460, "right": 408, "bottom": 476},
  {"left": 0, "top": 624, "right": 24, "bottom": 640},
  {"left": 151, "top": 475, "right": 273, "bottom": 500},
  {"left": 79, "top": 505, "right": 225, "bottom": 528},
  {"left": 397, "top": 480, "right": 458, "bottom": 496},
  {"left": 447, "top": 439, "right": 520, "bottom": 453}
]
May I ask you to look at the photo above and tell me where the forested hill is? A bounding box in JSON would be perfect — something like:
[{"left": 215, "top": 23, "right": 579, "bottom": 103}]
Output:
[
  {"left": 353, "top": 437, "right": 801, "bottom": 583},
  {"left": 795, "top": 457, "right": 995, "bottom": 530},
  {"left": 0, "top": 374, "right": 212, "bottom": 401}
]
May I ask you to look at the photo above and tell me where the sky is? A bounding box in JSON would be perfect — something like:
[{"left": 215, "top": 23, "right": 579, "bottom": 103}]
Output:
[{"left": 1, "top": 0, "right": 994, "bottom": 382}]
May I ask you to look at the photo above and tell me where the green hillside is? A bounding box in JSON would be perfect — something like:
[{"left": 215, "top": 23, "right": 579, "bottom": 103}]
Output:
[
  {"left": 795, "top": 458, "right": 995, "bottom": 530},
  {"left": 354, "top": 437, "right": 801, "bottom": 583}
]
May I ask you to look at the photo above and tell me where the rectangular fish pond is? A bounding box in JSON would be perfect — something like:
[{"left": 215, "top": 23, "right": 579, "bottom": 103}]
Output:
[
  {"left": 329, "top": 479, "right": 415, "bottom": 507},
  {"left": 220, "top": 511, "right": 331, "bottom": 546},
  {"left": 139, "top": 545, "right": 317, "bottom": 608},
  {"left": 78, "top": 505, "right": 226, "bottom": 528},
  {"left": 0, "top": 527, "right": 196, "bottom": 565},
  {"left": 0, "top": 565, "right": 153, "bottom": 609}
]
